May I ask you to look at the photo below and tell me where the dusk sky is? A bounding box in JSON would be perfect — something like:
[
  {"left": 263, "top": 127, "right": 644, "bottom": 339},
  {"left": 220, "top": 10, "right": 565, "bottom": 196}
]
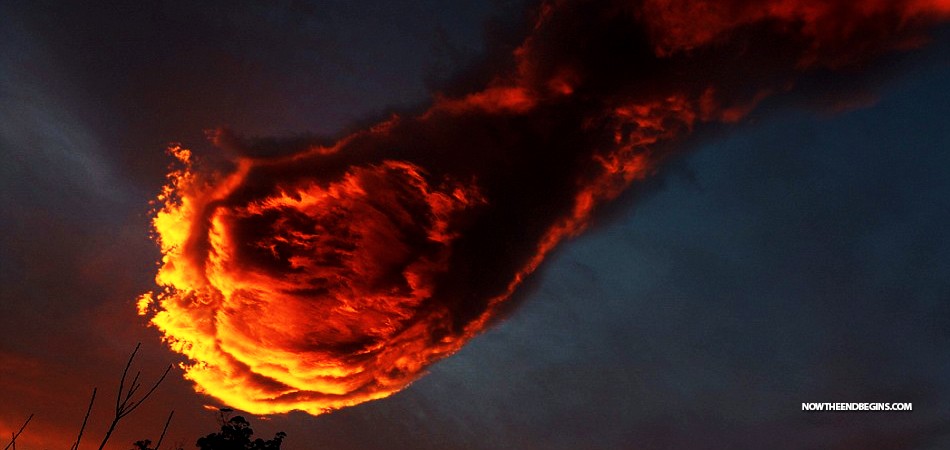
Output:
[{"left": 2, "top": 1, "right": 950, "bottom": 449}]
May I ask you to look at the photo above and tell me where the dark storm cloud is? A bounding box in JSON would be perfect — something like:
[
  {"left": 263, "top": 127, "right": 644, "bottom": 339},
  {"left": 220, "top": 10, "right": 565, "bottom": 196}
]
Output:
[
  {"left": 463, "top": 59, "right": 950, "bottom": 450},
  {"left": 289, "top": 56, "right": 950, "bottom": 450},
  {"left": 136, "top": 0, "right": 950, "bottom": 419}
]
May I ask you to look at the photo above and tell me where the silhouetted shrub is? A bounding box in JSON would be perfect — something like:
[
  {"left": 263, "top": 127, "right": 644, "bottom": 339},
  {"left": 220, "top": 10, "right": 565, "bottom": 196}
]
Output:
[
  {"left": 130, "top": 438, "right": 183, "bottom": 450},
  {"left": 195, "top": 416, "right": 286, "bottom": 450}
]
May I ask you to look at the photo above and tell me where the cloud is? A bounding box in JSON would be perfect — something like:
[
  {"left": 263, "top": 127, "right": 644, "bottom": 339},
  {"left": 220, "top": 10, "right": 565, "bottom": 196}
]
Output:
[{"left": 138, "top": 0, "right": 950, "bottom": 414}]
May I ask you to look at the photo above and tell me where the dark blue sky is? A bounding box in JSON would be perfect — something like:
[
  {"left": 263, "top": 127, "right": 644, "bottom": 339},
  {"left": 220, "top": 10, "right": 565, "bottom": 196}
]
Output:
[{"left": 1, "top": 1, "right": 949, "bottom": 449}]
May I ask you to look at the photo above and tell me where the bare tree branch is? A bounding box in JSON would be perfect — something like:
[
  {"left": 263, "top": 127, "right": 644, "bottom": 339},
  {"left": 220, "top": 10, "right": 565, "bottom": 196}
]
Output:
[
  {"left": 119, "top": 365, "right": 171, "bottom": 420},
  {"left": 126, "top": 371, "right": 141, "bottom": 400},
  {"left": 2, "top": 414, "right": 33, "bottom": 450},
  {"left": 115, "top": 344, "right": 138, "bottom": 414},
  {"left": 96, "top": 344, "right": 173, "bottom": 450},
  {"left": 154, "top": 411, "right": 174, "bottom": 450},
  {"left": 71, "top": 388, "right": 97, "bottom": 450}
]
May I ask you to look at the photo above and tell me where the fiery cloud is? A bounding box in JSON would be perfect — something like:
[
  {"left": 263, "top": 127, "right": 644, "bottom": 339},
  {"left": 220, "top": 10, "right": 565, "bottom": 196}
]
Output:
[{"left": 138, "top": 0, "right": 949, "bottom": 414}]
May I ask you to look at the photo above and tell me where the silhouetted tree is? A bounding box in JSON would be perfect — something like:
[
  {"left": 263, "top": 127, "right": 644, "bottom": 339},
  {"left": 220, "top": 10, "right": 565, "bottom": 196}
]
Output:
[
  {"left": 195, "top": 416, "right": 285, "bottom": 450},
  {"left": 130, "top": 438, "right": 183, "bottom": 450},
  {"left": 9, "top": 343, "right": 288, "bottom": 450},
  {"left": 131, "top": 439, "right": 154, "bottom": 450},
  {"left": 129, "top": 410, "right": 178, "bottom": 450}
]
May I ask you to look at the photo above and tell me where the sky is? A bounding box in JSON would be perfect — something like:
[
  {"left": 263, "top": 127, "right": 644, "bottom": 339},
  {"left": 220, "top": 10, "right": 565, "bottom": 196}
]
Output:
[{"left": 1, "top": 1, "right": 949, "bottom": 449}]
